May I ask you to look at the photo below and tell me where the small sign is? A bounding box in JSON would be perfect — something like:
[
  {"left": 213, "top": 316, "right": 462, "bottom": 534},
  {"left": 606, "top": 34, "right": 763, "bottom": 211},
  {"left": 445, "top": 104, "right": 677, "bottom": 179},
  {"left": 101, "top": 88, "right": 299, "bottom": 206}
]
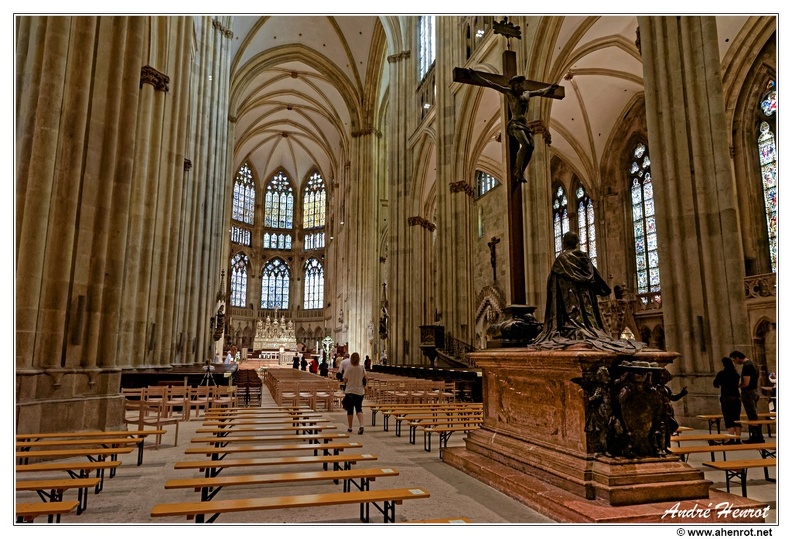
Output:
[
  {"left": 409, "top": 489, "right": 425, "bottom": 495},
  {"left": 381, "top": 468, "right": 394, "bottom": 473}
]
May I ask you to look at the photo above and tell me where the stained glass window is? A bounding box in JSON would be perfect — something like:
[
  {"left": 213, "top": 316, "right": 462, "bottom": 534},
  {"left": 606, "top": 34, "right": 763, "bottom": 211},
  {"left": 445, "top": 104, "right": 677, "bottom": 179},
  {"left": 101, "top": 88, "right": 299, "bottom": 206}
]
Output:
[
  {"left": 576, "top": 185, "right": 597, "bottom": 267},
  {"left": 303, "top": 172, "right": 326, "bottom": 229},
  {"left": 263, "top": 232, "right": 291, "bottom": 250},
  {"left": 304, "top": 258, "right": 324, "bottom": 310},
  {"left": 552, "top": 185, "right": 570, "bottom": 256},
  {"left": 264, "top": 171, "right": 294, "bottom": 229},
  {"left": 230, "top": 252, "right": 249, "bottom": 307},
  {"left": 305, "top": 232, "right": 325, "bottom": 250},
  {"left": 475, "top": 170, "right": 500, "bottom": 198},
  {"left": 418, "top": 16, "right": 435, "bottom": 80},
  {"left": 232, "top": 163, "right": 255, "bottom": 225},
  {"left": 231, "top": 226, "right": 251, "bottom": 246},
  {"left": 261, "top": 258, "right": 290, "bottom": 310},
  {"left": 630, "top": 142, "right": 661, "bottom": 301},
  {"left": 757, "top": 79, "right": 777, "bottom": 273}
]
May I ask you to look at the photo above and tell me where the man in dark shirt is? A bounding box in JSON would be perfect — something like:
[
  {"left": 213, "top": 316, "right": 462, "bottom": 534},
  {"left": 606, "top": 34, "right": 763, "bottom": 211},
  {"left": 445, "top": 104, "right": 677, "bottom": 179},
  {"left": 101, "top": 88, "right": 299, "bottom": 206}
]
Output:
[{"left": 730, "top": 350, "right": 764, "bottom": 443}]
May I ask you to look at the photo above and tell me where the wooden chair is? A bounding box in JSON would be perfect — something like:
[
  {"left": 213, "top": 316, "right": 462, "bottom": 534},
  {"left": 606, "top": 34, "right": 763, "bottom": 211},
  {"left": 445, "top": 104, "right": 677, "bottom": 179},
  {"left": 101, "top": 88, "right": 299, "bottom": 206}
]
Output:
[
  {"left": 143, "top": 385, "right": 168, "bottom": 405},
  {"left": 123, "top": 399, "right": 179, "bottom": 448},
  {"left": 213, "top": 386, "right": 238, "bottom": 410},
  {"left": 164, "top": 385, "right": 190, "bottom": 421},
  {"left": 312, "top": 383, "right": 335, "bottom": 411},
  {"left": 188, "top": 386, "right": 214, "bottom": 420}
]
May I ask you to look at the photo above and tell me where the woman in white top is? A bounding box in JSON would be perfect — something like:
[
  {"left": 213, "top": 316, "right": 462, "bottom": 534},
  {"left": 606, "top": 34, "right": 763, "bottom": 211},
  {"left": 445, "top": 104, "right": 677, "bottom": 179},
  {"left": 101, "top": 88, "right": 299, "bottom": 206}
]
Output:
[{"left": 342, "top": 352, "right": 367, "bottom": 434}]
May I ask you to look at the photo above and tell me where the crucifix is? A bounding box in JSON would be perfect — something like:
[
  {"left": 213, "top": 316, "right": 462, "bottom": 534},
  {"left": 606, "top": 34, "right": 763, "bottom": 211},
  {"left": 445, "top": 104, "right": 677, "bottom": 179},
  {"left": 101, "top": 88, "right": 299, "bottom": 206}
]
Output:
[
  {"left": 453, "top": 18, "right": 564, "bottom": 306},
  {"left": 488, "top": 236, "right": 501, "bottom": 282}
]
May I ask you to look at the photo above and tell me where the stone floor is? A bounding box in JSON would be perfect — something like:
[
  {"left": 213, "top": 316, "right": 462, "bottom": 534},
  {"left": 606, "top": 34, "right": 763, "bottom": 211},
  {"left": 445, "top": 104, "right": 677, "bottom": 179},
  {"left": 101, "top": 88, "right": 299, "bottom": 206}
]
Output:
[{"left": 14, "top": 389, "right": 777, "bottom": 527}]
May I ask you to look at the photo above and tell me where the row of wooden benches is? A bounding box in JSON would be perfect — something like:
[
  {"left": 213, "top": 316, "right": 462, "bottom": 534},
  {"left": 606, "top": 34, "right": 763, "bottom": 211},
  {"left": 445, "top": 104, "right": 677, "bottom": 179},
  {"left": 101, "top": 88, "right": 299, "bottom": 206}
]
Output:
[
  {"left": 15, "top": 429, "right": 165, "bottom": 522},
  {"left": 670, "top": 430, "right": 776, "bottom": 498},
  {"left": 148, "top": 405, "right": 440, "bottom": 523}
]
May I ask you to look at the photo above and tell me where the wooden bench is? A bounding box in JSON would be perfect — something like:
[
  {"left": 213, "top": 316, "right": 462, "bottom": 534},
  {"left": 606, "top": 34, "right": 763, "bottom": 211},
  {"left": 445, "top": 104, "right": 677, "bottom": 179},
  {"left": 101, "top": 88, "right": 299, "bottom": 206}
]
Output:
[
  {"left": 16, "top": 500, "right": 79, "bottom": 523},
  {"left": 421, "top": 422, "right": 483, "bottom": 454},
  {"left": 381, "top": 404, "right": 483, "bottom": 431},
  {"left": 151, "top": 486, "right": 430, "bottom": 523},
  {"left": 702, "top": 458, "right": 777, "bottom": 497},
  {"left": 669, "top": 433, "right": 740, "bottom": 447},
  {"left": 696, "top": 413, "right": 775, "bottom": 434},
  {"left": 408, "top": 517, "right": 473, "bottom": 523},
  {"left": 736, "top": 419, "right": 776, "bottom": 438},
  {"left": 369, "top": 402, "right": 482, "bottom": 427},
  {"left": 184, "top": 441, "right": 362, "bottom": 460},
  {"left": 201, "top": 417, "right": 330, "bottom": 427},
  {"left": 394, "top": 409, "right": 483, "bottom": 438},
  {"left": 165, "top": 467, "right": 400, "bottom": 501},
  {"left": 668, "top": 441, "right": 776, "bottom": 462},
  {"left": 16, "top": 446, "right": 135, "bottom": 479},
  {"left": 407, "top": 413, "right": 484, "bottom": 443},
  {"left": 16, "top": 477, "right": 101, "bottom": 515},
  {"left": 16, "top": 461, "right": 122, "bottom": 494},
  {"left": 174, "top": 453, "right": 380, "bottom": 478},
  {"left": 191, "top": 432, "right": 350, "bottom": 448},
  {"left": 16, "top": 430, "right": 165, "bottom": 466},
  {"left": 196, "top": 424, "right": 338, "bottom": 438}
]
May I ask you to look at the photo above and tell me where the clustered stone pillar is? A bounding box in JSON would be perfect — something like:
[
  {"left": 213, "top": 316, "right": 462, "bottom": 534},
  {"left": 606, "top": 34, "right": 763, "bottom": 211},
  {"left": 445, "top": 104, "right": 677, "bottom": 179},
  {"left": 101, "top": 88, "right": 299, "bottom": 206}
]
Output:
[
  {"left": 386, "top": 47, "right": 415, "bottom": 364},
  {"left": 15, "top": 16, "right": 233, "bottom": 433},
  {"left": 438, "top": 16, "right": 475, "bottom": 347},
  {"left": 638, "top": 17, "right": 750, "bottom": 398}
]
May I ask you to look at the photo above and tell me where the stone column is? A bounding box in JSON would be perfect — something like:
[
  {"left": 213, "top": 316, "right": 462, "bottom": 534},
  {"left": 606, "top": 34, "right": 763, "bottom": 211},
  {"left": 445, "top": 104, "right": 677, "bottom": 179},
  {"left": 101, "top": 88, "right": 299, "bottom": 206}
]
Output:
[
  {"left": 638, "top": 17, "right": 750, "bottom": 378},
  {"left": 15, "top": 16, "right": 147, "bottom": 432},
  {"left": 437, "top": 16, "right": 475, "bottom": 346},
  {"left": 346, "top": 129, "right": 378, "bottom": 355},
  {"left": 385, "top": 42, "right": 415, "bottom": 363}
]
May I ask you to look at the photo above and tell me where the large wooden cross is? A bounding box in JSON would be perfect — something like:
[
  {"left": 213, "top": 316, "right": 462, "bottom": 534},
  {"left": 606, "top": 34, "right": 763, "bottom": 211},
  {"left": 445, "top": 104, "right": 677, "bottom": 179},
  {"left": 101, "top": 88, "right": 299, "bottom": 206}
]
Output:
[{"left": 453, "top": 26, "right": 563, "bottom": 306}]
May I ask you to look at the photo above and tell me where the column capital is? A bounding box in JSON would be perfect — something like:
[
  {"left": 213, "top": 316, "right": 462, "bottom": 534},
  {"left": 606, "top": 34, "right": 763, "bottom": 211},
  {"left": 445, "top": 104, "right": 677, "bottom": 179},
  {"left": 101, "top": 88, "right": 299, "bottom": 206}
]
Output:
[
  {"left": 140, "top": 66, "right": 169, "bottom": 92},
  {"left": 212, "top": 19, "right": 234, "bottom": 39},
  {"left": 449, "top": 181, "right": 474, "bottom": 198},
  {"left": 407, "top": 216, "right": 436, "bottom": 232},
  {"left": 387, "top": 50, "right": 411, "bottom": 63}
]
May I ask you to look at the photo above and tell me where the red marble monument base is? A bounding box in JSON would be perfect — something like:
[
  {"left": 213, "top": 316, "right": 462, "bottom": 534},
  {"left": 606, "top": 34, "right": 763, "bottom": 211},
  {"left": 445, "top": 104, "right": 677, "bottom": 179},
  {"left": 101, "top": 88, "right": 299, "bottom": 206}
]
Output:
[
  {"left": 443, "top": 446, "right": 768, "bottom": 523},
  {"left": 441, "top": 348, "right": 767, "bottom": 522}
]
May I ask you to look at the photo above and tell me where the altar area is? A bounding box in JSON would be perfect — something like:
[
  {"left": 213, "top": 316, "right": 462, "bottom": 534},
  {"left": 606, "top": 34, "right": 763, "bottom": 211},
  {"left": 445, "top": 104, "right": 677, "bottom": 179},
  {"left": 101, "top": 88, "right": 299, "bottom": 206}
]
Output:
[{"left": 250, "top": 314, "right": 297, "bottom": 365}]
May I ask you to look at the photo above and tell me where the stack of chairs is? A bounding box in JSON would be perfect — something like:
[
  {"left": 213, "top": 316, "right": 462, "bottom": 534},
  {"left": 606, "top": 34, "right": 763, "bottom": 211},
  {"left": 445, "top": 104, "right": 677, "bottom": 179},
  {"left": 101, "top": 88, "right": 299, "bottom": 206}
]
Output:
[{"left": 235, "top": 369, "right": 263, "bottom": 407}]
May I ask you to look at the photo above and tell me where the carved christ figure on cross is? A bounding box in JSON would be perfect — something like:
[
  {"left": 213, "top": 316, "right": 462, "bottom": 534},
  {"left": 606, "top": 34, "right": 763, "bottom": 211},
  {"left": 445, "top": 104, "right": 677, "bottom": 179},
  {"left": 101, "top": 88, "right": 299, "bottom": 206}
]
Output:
[{"left": 465, "top": 68, "right": 559, "bottom": 184}]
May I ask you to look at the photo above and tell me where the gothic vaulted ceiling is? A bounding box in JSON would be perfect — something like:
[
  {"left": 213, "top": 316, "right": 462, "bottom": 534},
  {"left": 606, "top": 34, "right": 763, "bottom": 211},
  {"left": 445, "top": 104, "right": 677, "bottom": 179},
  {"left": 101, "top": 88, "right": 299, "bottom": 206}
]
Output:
[
  {"left": 228, "top": 16, "right": 750, "bottom": 196},
  {"left": 229, "top": 16, "right": 383, "bottom": 186}
]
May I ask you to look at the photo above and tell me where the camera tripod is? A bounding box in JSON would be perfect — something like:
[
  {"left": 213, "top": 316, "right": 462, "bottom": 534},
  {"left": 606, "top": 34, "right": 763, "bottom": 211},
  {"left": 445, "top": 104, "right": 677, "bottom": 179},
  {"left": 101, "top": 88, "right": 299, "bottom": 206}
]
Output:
[{"left": 199, "top": 369, "right": 217, "bottom": 386}]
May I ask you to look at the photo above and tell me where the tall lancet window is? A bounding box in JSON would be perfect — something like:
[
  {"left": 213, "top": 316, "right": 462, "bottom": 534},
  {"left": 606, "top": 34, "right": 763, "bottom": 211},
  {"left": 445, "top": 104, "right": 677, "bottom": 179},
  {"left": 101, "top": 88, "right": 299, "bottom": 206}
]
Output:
[
  {"left": 303, "top": 171, "right": 326, "bottom": 229},
  {"left": 264, "top": 171, "right": 294, "bottom": 229},
  {"left": 232, "top": 163, "right": 255, "bottom": 225},
  {"left": 576, "top": 185, "right": 597, "bottom": 267},
  {"left": 757, "top": 80, "right": 777, "bottom": 273},
  {"left": 552, "top": 184, "right": 570, "bottom": 256},
  {"left": 261, "top": 258, "right": 290, "bottom": 310},
  {"left": 418, "top": 16, "right": 435, "bottom": 80},
  {"left": 630, "top": 142, "right": 661, "bottom": 303},
  {"left": 230, "top": 253, "right": 249, "bottom": 307},
  {"left": 303, "top": 258, "right": 324, "bottom": 310}
]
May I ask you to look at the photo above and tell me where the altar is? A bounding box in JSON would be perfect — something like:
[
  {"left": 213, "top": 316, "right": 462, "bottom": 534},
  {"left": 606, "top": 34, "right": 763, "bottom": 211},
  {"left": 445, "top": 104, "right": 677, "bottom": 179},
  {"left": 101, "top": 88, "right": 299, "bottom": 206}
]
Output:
[{"left": 252, "top": 314, "right": 297, "bottom": 364}]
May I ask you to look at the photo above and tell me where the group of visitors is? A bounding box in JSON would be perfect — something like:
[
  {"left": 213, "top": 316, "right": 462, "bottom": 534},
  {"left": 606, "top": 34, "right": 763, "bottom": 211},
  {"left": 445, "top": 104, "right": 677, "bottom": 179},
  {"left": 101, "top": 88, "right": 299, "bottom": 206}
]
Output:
[{"left": 713, "top": 350, "right": 771, "bottom": 444}]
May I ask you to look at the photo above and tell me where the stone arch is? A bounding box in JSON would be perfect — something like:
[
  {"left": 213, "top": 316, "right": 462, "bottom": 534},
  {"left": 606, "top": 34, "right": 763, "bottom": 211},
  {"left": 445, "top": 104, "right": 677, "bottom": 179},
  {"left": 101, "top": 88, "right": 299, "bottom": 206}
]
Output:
[
  {"left": 474, "top": 285, "right": 506, "bottom": 349},
  {"left": 752, "top": 317, "right": 776, "bottom": 384},
  {"left": 651, "top": 324, "right": 665, "bottom": 351}
]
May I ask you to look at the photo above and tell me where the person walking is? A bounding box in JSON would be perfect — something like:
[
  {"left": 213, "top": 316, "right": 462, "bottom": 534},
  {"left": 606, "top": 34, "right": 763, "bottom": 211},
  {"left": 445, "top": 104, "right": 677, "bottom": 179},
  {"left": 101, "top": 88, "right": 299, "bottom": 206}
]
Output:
[
  {"left": 342, "top": 352, "right": 367, "bottom": 434},
  {"left": 713, "top": 356, "right": 742, "bottom": 443},
  {"left": 730, "top": 350, "right": 764, "bottom": 443}
]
